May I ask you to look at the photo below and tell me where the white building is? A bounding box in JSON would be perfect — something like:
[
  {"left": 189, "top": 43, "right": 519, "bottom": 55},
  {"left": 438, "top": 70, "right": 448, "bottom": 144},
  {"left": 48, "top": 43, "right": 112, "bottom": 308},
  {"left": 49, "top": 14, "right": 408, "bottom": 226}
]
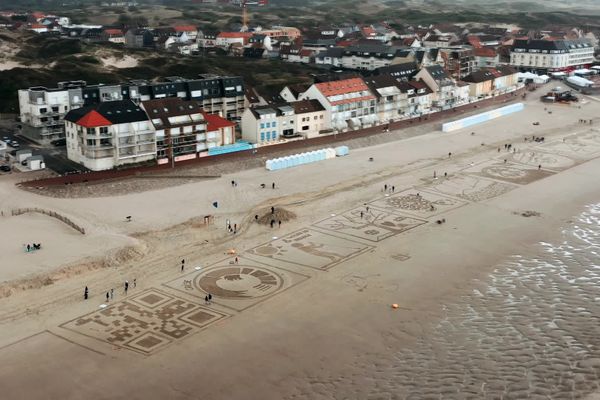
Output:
[
  {"left": 510, "top": 38, "right": 595, "bottom": 72},
  {"left": 64, "top": 100, "right": 156, "bottom": 171},
  {"left": 300, "top": 77, "right": 378, "bottom": 132},
  {"left": 241, "top": 99, "right": 329, "bottom": 144}
]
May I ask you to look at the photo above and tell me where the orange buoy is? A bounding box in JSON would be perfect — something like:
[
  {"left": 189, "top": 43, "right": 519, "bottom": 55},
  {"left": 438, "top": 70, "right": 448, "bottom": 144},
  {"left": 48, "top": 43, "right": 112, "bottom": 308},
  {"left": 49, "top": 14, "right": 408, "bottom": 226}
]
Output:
[{"left": 392, "top": 304, "right": 399, "bottom": 309}]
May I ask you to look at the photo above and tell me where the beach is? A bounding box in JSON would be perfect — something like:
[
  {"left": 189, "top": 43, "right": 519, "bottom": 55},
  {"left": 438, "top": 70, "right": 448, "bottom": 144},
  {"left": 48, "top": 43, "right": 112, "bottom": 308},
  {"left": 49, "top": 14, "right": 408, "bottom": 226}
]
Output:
[{"left": 1, "top": 85, "right": 600, "bottom": 398}]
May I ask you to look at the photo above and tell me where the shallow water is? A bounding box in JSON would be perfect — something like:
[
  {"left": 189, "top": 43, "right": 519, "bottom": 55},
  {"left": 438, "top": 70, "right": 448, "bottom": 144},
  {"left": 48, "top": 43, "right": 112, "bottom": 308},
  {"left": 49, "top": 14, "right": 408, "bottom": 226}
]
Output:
[{"left": 294, "top": 204, "right": 600, "bottom": 399}]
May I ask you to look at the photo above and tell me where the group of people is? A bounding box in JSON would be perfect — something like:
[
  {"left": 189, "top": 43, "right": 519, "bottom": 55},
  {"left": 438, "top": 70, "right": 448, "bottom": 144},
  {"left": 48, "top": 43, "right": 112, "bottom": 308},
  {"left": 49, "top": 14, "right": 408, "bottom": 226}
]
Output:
[
  {"left": 579, "top": 119, "right": 593, "bottom": 125},
  {"left": 383, "top": 184, "right": 396, "bottom": 193},
  {"left": 24, "top": 243, "right": 42, "bottom": 252},
  {"left": 83, "top": 278, "right": 136, "bottom": 301},
  {"left": 525, "top": 136, "right": 545, "bottom": 143}
]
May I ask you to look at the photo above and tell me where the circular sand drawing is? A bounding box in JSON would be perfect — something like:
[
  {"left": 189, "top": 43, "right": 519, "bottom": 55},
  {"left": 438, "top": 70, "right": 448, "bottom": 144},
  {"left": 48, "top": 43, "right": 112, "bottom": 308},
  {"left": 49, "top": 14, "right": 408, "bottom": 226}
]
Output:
[
  {"left": 387, "top": 194, "right": 454, "bottom": 212},
  {"left": 195, "top": 266, "right": 283, "bottom": 299},
  {"left": 482, "top": 166, "right": 527, "bottom": 180}
]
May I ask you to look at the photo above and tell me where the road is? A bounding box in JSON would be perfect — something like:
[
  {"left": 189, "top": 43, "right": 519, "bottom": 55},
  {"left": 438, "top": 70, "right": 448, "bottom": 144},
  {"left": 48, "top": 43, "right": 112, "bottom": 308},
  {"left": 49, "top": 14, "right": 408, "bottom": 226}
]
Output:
[{"left": 0, "top": 123, "right": 86, "bottom": 175}]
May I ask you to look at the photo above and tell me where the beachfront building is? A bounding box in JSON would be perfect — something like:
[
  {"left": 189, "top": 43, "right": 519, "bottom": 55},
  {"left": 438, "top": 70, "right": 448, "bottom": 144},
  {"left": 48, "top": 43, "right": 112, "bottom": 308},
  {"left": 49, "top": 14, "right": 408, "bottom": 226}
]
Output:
[
  {"left": 463, "top": 66, "right": 519, "bottom": 99},
  {"left": 64, "top": 100, "right": 156, "bottom": 171},
  {"left": 241, "top": 99, "right": 329, "bottom": 143},
  {"left": 363, "top": 74, "right": 406, "bottom": 123},
  {"left": 414, "top": 65, "right": 457, "bottom": 109},
  {"left": 339, "top": 45, "right": 403, "bottom": 71},
  {"left": 140, "top": 98, "right": 208, "bottom": 164},
  {"left": 18, "top": 75, "right": 246, "bottom": 144},
  {"left": 18, "top": 81, "right": 87, "bottom": 143},
  {"left": 300, "top": 77, "right": 378, "bottom": 132},
  {"left": 510, "top": 38, "right": 595, "bottom": 73}
]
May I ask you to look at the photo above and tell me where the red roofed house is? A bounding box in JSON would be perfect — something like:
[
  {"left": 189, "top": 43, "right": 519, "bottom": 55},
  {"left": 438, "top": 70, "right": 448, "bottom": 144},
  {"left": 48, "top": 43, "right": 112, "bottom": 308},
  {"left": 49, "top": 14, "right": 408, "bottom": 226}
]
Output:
[
  {"left": 300, "top": 77, "right": 378, "bottom": 132},
  {"left": 474, "top": 46, "right": 500, "bottom": 68},
  {"left": 64, "top": 100, "right": 156, "bottom": 171},
  {"left": 29, "top": 23, "right": 48, "bottom": 33},
  {"left": 101, "top": 29, "right": 125, "bottom": 44},
  {"left": 174, "top": 25, "right": 199, "bottom": 40},
  {"left": 203, "top": 112, "right": 236, "bottom": 148},
  {"left": 216, "top": 32, "right": 253, "bottom": 48}
]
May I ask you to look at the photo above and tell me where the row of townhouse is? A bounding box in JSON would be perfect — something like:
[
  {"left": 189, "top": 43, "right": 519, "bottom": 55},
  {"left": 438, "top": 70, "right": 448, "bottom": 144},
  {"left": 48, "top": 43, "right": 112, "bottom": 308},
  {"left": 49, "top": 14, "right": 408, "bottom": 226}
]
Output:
[
  {"left": 509, "top": 38, "right": 595, "bottom": 73},
  {"left": 64, "top": 98, "right": 236, "bottom": 171},
  {"left": 241, "top": 65, "right": 519, "bottom": 145},
  {"left": 18, "top": 75, "right": 246, "bottom": 144}
]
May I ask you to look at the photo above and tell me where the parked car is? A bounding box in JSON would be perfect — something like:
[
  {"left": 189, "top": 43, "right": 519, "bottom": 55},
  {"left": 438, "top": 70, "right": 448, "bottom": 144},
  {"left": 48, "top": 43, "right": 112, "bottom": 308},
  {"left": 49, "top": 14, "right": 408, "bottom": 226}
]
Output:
[
  {"left": 11, "top": 142, "right": 20, "bottom": 148},
  {"left": 0, "top": 165, "right": 11, "bottom": 172}
]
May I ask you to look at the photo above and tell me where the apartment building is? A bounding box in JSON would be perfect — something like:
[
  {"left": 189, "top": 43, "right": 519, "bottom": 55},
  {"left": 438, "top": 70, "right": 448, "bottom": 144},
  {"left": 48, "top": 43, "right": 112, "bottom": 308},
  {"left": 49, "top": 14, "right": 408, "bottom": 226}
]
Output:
[
  {"left": 300, "top": 77, "right": 378, "bottom": 132},
  {"left": 439, "top": 47, "right": 476, "bottom": 79},
  {"left": 363, "top": 74, "right": 406, "bottom": 123},
  {"left": 510, "top": 38, "right": 594, "bottom": 72},
  {"left": 339, "top": 45, "right": 402, "bottom": 71},
  {"left": 64, "top": 100, "right": 156, "bottom": 171},
  {"left": 414, "top": 65, "right": 457, "bottom": 109},
  {"left": 141, "top": 98, "right": 208, "bottom": 164},
  {"left": 19, "top": 75, "right": 246, "bottom": 144},
  {"left": 241, "top": 99, "right": 329, "bottom": 143}
]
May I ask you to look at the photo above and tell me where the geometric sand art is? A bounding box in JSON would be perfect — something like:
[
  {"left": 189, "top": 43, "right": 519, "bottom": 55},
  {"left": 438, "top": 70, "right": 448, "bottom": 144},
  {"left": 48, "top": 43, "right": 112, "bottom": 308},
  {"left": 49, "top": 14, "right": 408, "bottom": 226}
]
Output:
[
  {"left": 60, "top": 288, "right": 228, "bottom": 355},
  {"left": 245, "top": 228, "right": 373, "bottom": 271},
  {"left": 312, "top": 206, "right": 425, "bottom": 242},
  {"left": 419, "top": 174, "right": 517, "bottom": 203},
  {"left": 368, "top": 188, "right": 467, "bottom": 218},
  {"left": 164, "top": 257, "right": 309, "bottom": 311}
]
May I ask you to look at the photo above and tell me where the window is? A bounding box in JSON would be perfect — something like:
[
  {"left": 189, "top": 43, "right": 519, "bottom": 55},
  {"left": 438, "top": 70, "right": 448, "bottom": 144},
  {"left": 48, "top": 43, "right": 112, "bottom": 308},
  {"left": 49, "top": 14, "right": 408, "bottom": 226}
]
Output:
[
  {"left": 266, "top": 132, "right": 271, "bottom": 140},
  {"left": 266, "top": 122, "right": 271, "bottom": 128},
  {"left": 40, "top": 108, "right": 47, "bottom": 114},
  {"left": 86, "top": 139, "right": 95, "bottom": 146},
  {"left": 272, "top": 122, "right": 277, "bottom": 127},
  {"left": 260, "top": 123, "right": 265, "bottom": 129},
  {"left": 86, "top": 128, "right": 95, "bottom": 135},
  {"left": 272, "top": 131, "right": 277, "bottom": 139},
  {"left": 99, "top": 127, "right": 108, "bottom": 135},
  {"left": 260, "top": 132, "right": 265, "bottom": 141}
]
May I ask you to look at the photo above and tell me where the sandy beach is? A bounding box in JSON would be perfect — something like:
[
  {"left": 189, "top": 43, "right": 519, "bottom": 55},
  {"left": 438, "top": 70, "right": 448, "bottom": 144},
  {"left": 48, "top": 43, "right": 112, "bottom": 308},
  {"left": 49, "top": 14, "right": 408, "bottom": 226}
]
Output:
[{"left": 2, "top": 84, "right": 600, "bottom": 398}]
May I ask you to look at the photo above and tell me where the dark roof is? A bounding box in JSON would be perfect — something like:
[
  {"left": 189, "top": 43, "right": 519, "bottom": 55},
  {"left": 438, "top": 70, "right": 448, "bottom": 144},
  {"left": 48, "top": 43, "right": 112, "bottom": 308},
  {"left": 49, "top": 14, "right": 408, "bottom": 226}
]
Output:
[
  {"left": 291, "top": 99, "right": 325, "bottom": 114},
  {"left": 363, "top": 74, "right": 400, "bottom": 92},
  {"left": 141, "top": 98, "right": 203, "bottom": 128},
  {"left": 245, "top": 86, "right": 261, "bottom": 104},
  {"left": 316, "top": 47, "right": 345, "bottom": 59},
  {"left": 512, "top": 38, "right": 591, "bottom": 52},
  {"left": 425, "top": 65, "right": 451, "bottom": 81},
  {"left": 65, "top": 100, "right": 148, "bottom": 125},
  {"left": 286, "top": 83, "right": 310, "bottom": 98},
  {"left": 375, "top": 62, "right": 418, "bottom": 78}
]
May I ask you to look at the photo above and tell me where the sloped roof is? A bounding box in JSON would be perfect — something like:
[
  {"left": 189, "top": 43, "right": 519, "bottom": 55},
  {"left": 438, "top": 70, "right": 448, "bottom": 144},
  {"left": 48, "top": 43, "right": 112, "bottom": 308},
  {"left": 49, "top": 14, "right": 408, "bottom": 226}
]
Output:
[
  {"left": 315, "top": 77, "right": 370, "bottom": 96},
  {"left": 74, "top": 110, "right": 112, "bottom": 128},
  {"left": 65, "top": 100, "right": 148, "bottom": 126},
  {"left": 202, "top": 112, "right": 236, "bottom": 131},
  {"left": 291, "top": 99, "right": 325, "bottom": 114},
  {"left": 174, "top": 25, "right": 197, "bottom": 32}
]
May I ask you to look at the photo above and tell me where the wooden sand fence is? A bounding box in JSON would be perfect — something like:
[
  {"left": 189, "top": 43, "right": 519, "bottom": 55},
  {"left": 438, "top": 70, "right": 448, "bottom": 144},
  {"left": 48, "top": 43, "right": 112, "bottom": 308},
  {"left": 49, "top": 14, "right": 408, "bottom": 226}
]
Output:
[{"left": 11, "top": 208, "right": 86, "bottom": 235}]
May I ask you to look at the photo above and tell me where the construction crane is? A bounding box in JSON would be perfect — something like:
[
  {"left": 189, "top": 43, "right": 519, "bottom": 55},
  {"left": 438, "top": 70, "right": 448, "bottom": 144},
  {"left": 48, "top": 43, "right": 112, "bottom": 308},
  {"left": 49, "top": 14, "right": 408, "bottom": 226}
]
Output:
[{"left": 241, "top": 0, "right": 249, "bottom": 32}]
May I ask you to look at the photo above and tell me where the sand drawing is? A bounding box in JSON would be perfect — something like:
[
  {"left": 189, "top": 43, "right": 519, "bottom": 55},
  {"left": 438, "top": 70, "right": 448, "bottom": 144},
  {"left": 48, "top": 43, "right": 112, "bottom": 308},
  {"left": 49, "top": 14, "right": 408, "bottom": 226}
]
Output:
[
  {"left": 369, "top": 189, "right": 467, "bottom": 218},
  {"left": 60, "top": 288, "right": 228, "bottom": 355},
  {"left": 246, "top": 228, "right": 372, "bottom": 270},
  {"left": 164, "top": 257, "right": 309, "bottom": 311},
  {"left": 313, "top": 206, "right": 425, "bottom": 242}
]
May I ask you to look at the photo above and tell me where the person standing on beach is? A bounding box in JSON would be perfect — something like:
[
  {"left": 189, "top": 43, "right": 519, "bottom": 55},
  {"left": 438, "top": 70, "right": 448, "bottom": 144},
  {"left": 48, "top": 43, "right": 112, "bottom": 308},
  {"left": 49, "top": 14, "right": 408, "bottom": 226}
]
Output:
[
  {"left": 270, "top": 219, "right": 275, "bottom": 228},
  {"left": 106, "top": 292, "right": 110, "bottom": 302},
  {"left": 110, "top": 288, "right": 114, "bottom": 300},
  {"left": 208, "top": 294, "right": 212, "bottom": 304},
  {"left": 384, "top": 184, "right": 388, "bottom": 192},
  {"left": 272, "top": 182, "right": 275, "bottom": 189},
  {"left": 84, "top": 286, "right": 88, "bottom": 300},
  {"left": 181, "top": 259, "right": 185, "bottom": 272},
  {"left": 278, "top": 220, "right": 282, "bottom": 228},
  {"left": 235, "top": 256, "right": 239, "bottom": 264},
  {"left": 133, "top": 278, "right": 136, "bottom": 288},
  {"left": 360, "top": 211, "right": 364, "bottom": 219},
  {"left": 392, "top": 186, "right": 395, "bottom": 193},
  {"left": 124, "top": 280, "right": 129, "bottom": 294},
  {"left": 205, "top": 295, "right": 209, "bottom": 305}
]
